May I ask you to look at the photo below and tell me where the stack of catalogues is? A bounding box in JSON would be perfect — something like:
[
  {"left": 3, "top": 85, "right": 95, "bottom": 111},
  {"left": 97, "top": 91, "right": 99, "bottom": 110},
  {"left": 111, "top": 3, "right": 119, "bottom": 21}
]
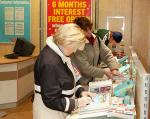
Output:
[
  {"left": 78, "top": 80, "right": 112, "bottom": 118},
  {"left": 88, "top": 80, "right": 112, "bottom": 94},
  {"left": 79, "top": 94, "right": 110, "bottom": 114},
  {"left": 107, "top": 104, "right": 136, "bottom": 119}
]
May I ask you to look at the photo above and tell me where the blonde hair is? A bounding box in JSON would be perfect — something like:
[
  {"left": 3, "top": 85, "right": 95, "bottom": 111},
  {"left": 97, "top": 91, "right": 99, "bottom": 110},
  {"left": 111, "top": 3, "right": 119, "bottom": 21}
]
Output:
[{"left": 53, "top": 23, "right": 86, "bottom": 47}]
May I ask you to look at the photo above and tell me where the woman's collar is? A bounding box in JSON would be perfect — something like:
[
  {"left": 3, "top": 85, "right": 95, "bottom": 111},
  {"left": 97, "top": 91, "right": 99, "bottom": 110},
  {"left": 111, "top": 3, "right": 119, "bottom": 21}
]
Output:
[{"left": 46, "top": 36, "right": 70, "bottom": 63}]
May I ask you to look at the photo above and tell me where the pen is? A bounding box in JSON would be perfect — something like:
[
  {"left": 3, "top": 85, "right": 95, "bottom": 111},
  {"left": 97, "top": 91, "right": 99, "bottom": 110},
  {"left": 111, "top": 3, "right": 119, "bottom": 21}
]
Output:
[{"left": 90, "top": 96, "right": 94, "bottom": 102}]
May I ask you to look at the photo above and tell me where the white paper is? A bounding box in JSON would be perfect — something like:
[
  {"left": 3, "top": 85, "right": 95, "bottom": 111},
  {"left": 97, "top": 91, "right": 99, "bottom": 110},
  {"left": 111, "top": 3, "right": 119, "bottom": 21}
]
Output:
[
  {"left": 15, "top": 22, "right": 24, "bottom": 35},
  {"left": 5, "top": 7, "right": 14, "bottom": 20},
  {"left": 15, "top": 7, "right": 24, "bottom": 20},
  {"left": 79, "top": 94, "right": 110, "bottom": 114},
  {"left": 78, "top": 111, "right": 108, "bottom": 119},
  {"left": 5, "top": 22, "right": 14, "bottom": 35}
]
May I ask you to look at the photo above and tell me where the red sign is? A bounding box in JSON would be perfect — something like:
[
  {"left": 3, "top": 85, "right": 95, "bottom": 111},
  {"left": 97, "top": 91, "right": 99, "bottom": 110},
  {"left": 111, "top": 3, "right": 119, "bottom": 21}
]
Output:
[{"left": 47, "top": 0, "right": 91, "bottom": 36}]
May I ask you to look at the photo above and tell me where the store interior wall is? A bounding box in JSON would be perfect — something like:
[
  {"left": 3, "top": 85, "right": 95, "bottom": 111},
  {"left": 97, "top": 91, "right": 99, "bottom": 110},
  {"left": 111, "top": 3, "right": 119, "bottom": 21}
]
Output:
[
  {"left": 132, "top": 0, "right": 150, "bottom": 72},
  {"left": 31, "top": 0, "right": 40, "bottom": 55},
  {"left": 130, "top": 0, "right": 150, "bottom": 103},
  {"left": 96, "top": 0, "right": 132, "bottom": 55},
  {"left": 40, "top": 0, "right": 47, "bottom": 50},
  {"left": 0, "top": 0, "right": 40, "bottom": 56}
]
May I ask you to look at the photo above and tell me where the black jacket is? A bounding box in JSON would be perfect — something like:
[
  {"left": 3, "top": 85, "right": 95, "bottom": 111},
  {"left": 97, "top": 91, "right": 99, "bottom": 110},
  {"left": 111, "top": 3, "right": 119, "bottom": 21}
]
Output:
[{"left": 34, "top": 45, "right": 84, "bottom": 113}]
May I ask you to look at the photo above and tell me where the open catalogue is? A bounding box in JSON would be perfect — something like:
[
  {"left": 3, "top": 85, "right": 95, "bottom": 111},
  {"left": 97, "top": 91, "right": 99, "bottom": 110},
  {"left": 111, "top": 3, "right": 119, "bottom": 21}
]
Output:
[{"left": 79, "top": 80, "right": 112, "bottom": 117}]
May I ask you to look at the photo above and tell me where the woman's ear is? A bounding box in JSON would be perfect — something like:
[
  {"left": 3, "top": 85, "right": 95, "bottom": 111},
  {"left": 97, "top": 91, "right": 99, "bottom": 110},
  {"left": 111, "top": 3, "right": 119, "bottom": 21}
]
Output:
[{"left": 110, "top": 31, "right": 113, "bottom": 37}]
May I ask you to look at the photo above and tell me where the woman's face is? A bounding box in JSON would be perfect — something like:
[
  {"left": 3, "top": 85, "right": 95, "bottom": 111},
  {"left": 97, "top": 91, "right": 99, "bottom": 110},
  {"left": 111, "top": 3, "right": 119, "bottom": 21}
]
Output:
[
  {"left": 109, "top": 37, "right": 117, "bottom": 46},
  {"left": 84, "top": 28, "right": 92, "bottom": 38},
  {"left": 63, "top": 43, "right": 85, "bottom": 56}
]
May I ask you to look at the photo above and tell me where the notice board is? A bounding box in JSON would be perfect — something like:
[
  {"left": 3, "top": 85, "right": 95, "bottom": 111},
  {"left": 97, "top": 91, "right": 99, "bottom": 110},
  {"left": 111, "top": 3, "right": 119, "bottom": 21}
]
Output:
[
  {"left": 47, "top": 0, "right": 91, "bottom": 37},
  {"left": 0, "top": 0, "right": 30, "bottom": 43}
]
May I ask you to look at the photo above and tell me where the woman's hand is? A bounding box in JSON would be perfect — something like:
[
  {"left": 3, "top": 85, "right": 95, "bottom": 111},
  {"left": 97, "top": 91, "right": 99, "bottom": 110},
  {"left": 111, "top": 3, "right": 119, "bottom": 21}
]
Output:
[
  {"left": 77, "top": 97, "right": 91, "bottom": 108},
  {"left": 104, "top": 68, "right": 124, "bottom": 79},
  {"left": 104, "top": 68, "right": 113, "bottom": 79},
  {"left": 111, "top": 69, "right": 124, "bottom": 77}
]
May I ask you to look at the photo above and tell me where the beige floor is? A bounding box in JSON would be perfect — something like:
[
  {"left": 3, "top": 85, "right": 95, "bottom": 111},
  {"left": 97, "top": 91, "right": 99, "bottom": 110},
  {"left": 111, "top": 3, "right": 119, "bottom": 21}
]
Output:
[
  {"left": 0, "top": 97, "right": 150, "bottom": 119},
  {"left": 0, "top": 97, "right": 32, "bottom": 119}
]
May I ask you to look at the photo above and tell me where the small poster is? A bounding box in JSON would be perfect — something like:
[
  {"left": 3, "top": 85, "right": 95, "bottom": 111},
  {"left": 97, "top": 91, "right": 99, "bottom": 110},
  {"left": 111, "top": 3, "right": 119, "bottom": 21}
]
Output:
[
  {"left": 5, "top": 22, "right": 14, "bottom": 35},
  {"left": 5, "top": 7, "right": 14, "bottom": 20},
  {"left": 15, "top": 7, "right": 24, "bottom": 20},
  {"left": 15, "top": 22, "right": 24, "bottom": 35}
]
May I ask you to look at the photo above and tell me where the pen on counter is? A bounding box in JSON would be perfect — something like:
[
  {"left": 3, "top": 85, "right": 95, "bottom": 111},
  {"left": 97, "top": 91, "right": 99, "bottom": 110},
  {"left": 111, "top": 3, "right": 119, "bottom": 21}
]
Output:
[{"left": 89, "top": 96, "right": 94, "bottom": 102}]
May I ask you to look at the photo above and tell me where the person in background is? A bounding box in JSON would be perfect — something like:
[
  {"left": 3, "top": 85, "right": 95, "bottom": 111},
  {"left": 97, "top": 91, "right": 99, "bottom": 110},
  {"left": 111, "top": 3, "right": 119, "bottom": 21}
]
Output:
[
  {"left": 71, "top": 17, "right": 122, "bottom": 85},
  {"left": 33, "top": 23, "right": 94, "bottom": 119},
  {"left": 95, "top": 29, "right": 123, "bottom": 47}
]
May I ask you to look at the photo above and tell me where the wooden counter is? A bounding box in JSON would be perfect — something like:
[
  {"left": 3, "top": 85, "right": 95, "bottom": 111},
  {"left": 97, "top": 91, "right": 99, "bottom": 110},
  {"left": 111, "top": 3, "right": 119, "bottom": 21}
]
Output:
[
  {"left": 0, "top": 56, "right": 37, "bottom": 64},
  {"left": 0, "top": 56, "right": 37, "bottom": 109}
]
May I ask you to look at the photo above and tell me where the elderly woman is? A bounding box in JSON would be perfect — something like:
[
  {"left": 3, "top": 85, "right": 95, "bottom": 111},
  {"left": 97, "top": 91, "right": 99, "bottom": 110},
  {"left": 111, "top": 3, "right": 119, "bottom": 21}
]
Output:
[
  {"left": 72, "top": 17, "right": 121, "bottom": 85},
  {"left": 33, "top": 23, "right": 93, "bottom": 119}
]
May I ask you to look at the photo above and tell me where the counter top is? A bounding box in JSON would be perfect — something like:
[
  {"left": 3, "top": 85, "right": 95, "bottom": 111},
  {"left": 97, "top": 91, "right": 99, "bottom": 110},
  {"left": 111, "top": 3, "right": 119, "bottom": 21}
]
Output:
[{"left": 0, "top": 55, "right": 37, "bottom": 64}]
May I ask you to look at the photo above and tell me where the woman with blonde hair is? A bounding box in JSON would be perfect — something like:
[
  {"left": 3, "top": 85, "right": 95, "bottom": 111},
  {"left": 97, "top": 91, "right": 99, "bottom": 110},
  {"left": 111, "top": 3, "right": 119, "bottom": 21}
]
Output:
[{"left": 33, "top": 23, "right": 94, "bottom": 119}]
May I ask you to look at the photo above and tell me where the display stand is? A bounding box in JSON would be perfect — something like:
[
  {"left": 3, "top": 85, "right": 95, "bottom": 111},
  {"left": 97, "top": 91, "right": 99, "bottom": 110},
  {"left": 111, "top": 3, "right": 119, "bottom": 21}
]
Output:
[
  {"left": 129, "top": 46, "right": 150, "bottom": 119},
  {"left": 68, "top": 47, "right": 149, "bottom": 119}
]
